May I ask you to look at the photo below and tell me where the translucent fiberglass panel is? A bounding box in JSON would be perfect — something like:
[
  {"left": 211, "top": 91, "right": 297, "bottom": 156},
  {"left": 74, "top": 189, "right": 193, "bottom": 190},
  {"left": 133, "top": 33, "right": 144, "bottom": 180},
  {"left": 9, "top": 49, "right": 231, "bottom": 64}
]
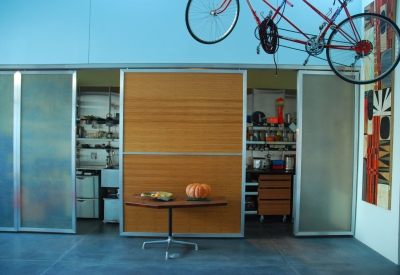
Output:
[
  {"left": 298, "top": 74, "right": 355, "bottom": 233},
  {"left": 0, "top": 74, "right": 15, "bottom": 229},
  {"left": 20, "top": 73, "right": 73, "bottom": 230}
]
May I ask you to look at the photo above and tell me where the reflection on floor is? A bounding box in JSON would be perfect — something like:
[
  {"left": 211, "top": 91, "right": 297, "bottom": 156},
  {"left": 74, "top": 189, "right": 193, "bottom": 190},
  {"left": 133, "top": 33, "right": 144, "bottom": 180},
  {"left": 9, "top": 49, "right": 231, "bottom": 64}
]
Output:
[{"left": 0, "top": 216, "right": 399, "bottom": 275}]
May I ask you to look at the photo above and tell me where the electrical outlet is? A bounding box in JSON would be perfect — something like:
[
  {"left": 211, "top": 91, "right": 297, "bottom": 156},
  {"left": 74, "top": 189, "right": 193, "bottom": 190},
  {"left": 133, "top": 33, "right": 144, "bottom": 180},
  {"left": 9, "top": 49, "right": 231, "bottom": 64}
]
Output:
[{"left": 91, "top": 152, "right": 97, "bottom": 159}]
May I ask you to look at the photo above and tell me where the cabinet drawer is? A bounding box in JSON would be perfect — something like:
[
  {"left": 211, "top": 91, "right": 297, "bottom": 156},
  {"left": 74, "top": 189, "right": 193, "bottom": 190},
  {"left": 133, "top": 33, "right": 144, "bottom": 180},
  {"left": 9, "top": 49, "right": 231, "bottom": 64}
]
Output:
[
  {"left": 101, "top": 169, "right": 119, "bottom": 188},
  {"left": 258, "top": 174, "right": 291, "bottom": 181},
  {"left": 258, "top": 188, "right": 291, "bottom": 199},
  {"left": 104, "top": 198, "right": 120, "bottom": 222},
  {"left": 258, "top": 200, "right": 291, "bottom": 215},
  {"left": 259, "top": 181, "right": 291, "bottom": 188},
  {"left": 76, "top": 176, "right": 99, "bottom": 198},
  {"left": 76, "top": 199, "right": 99, "bottom": 218}
]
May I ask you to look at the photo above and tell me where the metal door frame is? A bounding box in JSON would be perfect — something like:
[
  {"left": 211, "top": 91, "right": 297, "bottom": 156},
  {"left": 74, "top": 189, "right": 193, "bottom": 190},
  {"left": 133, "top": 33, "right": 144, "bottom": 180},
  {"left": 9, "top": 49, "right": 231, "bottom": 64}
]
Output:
[
  {"left": 14, "top": 71, "right": 77, "bottom": 233},
  {"left": 294, "top": 70, "right": 359, "bottom": 236}
]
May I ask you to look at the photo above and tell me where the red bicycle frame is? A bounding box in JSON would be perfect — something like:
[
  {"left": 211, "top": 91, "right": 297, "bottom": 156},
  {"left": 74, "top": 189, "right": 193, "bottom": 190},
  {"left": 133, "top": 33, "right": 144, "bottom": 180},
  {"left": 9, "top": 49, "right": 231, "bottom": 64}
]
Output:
[
  {"left": 215, "top": 0, "right": 234, "bottom": 15},
  {"left": 246, "top": 0, "right": 361, "bottom": 51}
]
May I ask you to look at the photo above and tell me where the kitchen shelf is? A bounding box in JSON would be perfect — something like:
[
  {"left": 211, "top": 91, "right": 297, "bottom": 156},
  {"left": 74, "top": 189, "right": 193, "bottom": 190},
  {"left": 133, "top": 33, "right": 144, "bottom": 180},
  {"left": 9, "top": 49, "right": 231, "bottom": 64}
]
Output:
[
  {"left": 245, "top": 192, "right": 258, "bottom": 196},
  {"left": 77, "top": 147, "right": 119, "bottom": 150},
  {"left": 248, "top": 123, "right": 289, "bottom": 128},
  {"left": 246, "top": 141, "right": 296, "bottom": 145},
  {"left": 245, "top": 182, "right": 258, "bottom": 186},
  {"left": 77, "top": 119, "right": 119, "bottom": 125},
  {"left": 76, "top": 166, "right": 105, "bottom": 171},
  {"left": 245, "top": 210, "right": 258, "bottom": 215},
  {"left": 77, "top": 138, "right": 119, "bottom": 141}
]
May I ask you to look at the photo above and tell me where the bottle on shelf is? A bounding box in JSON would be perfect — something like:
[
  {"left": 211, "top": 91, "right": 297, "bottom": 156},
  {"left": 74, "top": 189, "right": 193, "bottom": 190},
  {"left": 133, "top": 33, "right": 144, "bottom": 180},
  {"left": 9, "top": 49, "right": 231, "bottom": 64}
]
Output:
[{"left": 276, "top": 98, "right": 285, "bottom": 124}]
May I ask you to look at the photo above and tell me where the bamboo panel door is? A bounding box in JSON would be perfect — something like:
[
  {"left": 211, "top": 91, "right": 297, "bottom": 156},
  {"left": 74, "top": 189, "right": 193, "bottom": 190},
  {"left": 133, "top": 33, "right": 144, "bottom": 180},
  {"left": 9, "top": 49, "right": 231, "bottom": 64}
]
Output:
[{"left": 120, "top": 70, "right": 246, "bottom": 237}]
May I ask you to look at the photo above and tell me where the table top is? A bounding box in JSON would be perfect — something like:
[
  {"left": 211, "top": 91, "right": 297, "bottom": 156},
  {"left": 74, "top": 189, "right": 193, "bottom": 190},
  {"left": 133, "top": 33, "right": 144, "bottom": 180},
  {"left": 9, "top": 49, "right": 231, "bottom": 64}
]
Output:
[{"left": 125, "top": 195, "right": 228, "bottom": 209}]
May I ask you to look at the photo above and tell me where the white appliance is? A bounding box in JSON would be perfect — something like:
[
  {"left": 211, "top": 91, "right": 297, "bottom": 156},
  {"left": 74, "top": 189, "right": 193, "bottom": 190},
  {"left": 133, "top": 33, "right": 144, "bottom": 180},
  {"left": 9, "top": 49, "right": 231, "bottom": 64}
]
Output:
[
  {"left": 101, "top": 168, "right": 120, "bottom": 222},
  {"left": 101, "top": 169, "right": 119, "bottom": 188},
  {"left": 103, "top": 198, "right": 119, "bottom": 223},
  {"left": 76, "top": 175, "right": 100, "bottom": 218}
]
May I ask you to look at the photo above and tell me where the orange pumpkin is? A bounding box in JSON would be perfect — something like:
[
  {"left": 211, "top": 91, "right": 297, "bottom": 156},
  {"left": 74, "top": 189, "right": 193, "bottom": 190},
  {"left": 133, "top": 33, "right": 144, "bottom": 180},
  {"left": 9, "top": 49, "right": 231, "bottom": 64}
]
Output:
[{"left": 186, "top": 183, "right": 212, "bottom": 199}]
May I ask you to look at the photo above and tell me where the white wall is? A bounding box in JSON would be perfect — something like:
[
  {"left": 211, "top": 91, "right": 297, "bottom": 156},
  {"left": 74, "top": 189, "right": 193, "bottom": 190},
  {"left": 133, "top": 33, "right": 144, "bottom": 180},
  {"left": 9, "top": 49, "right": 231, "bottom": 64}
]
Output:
[
  {"left": 0, "top": 0, "right": 358, "bottom": 66},
  {"left": 0, "top": 0, "right": 90, "bottom": 64},
  {"left": 354, "top": 1, "right": 400, "bottom": 265}
]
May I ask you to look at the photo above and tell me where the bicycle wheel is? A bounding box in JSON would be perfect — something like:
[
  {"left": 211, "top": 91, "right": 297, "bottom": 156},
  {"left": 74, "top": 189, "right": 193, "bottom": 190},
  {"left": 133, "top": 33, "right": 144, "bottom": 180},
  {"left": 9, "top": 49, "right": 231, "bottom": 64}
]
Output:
[
  {"left": 326, "top": 13, "right": 400, "bottom": 85},
  {"left": 185, "top": 0, "right": 240, "bottom": 44}
]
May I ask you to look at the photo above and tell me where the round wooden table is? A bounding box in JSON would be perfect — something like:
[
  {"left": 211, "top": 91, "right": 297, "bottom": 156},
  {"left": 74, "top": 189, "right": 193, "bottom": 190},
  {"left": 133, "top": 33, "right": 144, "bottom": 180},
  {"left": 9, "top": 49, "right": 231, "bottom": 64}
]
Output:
[{"left": 125, "top": 195, "right": 228, "bottom": 259}]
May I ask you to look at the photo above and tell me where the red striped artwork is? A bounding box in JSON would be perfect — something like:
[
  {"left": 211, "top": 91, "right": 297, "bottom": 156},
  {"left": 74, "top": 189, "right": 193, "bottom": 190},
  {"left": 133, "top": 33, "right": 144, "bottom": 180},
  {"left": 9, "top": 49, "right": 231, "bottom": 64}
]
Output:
[
  {"left": 363, "top": 0, "right": 394, "bottom": 210},
  {"left": 363, "top": 88, "right": 392, "bottom": 209}
]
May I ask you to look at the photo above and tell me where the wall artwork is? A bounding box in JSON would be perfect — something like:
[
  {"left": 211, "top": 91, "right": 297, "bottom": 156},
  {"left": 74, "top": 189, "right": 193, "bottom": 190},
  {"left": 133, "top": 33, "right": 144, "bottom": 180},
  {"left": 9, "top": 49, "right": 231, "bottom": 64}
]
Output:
[{"left": 362, "top": 0, "right": 396, "bottom": 209}]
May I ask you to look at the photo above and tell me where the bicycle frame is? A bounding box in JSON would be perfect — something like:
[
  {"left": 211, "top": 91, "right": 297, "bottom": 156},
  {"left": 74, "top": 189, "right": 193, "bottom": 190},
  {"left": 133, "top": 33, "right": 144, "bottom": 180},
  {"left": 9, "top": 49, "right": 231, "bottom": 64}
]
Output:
[
  {"left": 186, "top": 0, "right": 400, "bottom": 84},
  {"left": 246, "top": 0, "right": 360, "bottom": 51}
]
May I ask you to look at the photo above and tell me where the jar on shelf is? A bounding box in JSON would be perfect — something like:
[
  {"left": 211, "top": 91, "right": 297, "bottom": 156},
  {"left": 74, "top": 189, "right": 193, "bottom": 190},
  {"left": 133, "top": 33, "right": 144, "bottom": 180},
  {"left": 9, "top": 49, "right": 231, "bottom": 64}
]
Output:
[
  {"left": 282, "top": 130, "right": 288, "bottom": 141},
  {"left": 287, "top": 132, "right": 294, "bottom": 142},
  {"left": 275, "top": 130, "right": 283, "bottom": 141},
  {"left": 248, "top": 128, "right": 253, "bottom": 141},
  {"left": 253, "top": 130, "right": 258, "bottom": 141},
  {"left": 259, "top": 130, "right": 266, "bottom": 141}
]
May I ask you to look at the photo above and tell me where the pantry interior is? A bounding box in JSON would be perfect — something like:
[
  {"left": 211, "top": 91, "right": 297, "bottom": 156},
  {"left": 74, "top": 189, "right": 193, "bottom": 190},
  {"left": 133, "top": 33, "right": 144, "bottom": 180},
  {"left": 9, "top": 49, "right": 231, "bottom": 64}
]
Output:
[{"left": 75, "top": 69, "right": 298, "bottom": 227}]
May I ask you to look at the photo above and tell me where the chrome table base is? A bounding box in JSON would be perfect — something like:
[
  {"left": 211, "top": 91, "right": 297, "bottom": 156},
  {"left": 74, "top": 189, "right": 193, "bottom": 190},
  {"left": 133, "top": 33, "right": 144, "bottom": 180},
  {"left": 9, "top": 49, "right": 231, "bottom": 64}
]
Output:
[
  {"left": 142, "top": 208, "right": 198, "bottom": 259},
  {"left": 142, "top": 236, "right": 198, "bottom": 259}
]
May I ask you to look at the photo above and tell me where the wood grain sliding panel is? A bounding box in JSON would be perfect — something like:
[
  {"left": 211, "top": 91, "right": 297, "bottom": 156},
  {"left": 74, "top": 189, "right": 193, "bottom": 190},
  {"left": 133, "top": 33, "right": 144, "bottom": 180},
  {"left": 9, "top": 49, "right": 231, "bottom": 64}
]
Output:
[
  {"left": 123, "top": 155, "right": 242, "bottom": 234},
  {"left": 123, "top": 72, "right": 243, "bottom": 153}
]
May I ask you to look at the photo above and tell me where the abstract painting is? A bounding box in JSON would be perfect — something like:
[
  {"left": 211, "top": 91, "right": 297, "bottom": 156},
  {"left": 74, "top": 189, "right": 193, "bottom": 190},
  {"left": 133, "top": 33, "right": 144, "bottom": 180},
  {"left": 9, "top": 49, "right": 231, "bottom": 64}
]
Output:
[{"left": 362, "top": 0, "right": 396, "bottom": 209}]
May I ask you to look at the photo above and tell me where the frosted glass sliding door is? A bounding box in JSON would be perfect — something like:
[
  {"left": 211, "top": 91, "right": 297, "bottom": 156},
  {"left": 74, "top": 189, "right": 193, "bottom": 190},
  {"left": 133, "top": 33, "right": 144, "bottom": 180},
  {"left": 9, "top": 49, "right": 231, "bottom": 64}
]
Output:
[
  {"left": 18, "top": 72, "right": 76, "bottom": 233},
  {"left": 294, "top": 71, "right": 358, "bottom": 236},
  {"left": 0, "top": 73, "right": 16, "bottom": 230}
]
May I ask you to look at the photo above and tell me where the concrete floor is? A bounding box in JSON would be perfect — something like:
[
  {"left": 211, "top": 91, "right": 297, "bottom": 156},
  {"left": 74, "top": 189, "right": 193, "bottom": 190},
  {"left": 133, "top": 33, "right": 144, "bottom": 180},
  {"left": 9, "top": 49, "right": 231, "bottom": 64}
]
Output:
[{"left": 0, "top": 216, "right": 399, "bottom": 275}]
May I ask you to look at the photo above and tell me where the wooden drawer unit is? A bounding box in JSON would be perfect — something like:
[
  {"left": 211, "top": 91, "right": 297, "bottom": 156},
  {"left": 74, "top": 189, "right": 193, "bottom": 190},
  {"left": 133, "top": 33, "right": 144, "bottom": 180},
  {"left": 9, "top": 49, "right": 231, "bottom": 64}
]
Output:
[
  {"left": 258, "top": 188, "right": 291, "bottom": 199},
  {"left": 258, "top": 200, "right": 291, "bottom": 215},
  {"left": 258, "top": 174, "right": 292, "bottom": 216}
]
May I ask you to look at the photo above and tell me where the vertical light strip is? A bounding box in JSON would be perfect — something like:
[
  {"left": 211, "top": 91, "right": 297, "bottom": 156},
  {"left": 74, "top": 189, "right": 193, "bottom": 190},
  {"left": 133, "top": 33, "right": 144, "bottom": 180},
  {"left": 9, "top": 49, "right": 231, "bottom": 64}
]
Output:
[
  {"left": 13, "top": 72, "right": 21, "bottom": 230},
  {"left": 241, "top": 70, "right": 248, "bottom": 235},
  {"left": 118, "top": 69, "right": 125, "bottom": 235},
  {"left": 71, "top": 71, "right": 77, "bottom": 233}
]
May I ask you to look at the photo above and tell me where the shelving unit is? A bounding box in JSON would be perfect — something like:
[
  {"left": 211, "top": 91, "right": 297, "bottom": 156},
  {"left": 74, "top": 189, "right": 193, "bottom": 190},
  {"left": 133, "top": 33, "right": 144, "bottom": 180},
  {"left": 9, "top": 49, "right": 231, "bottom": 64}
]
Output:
[
  {"left": 75, "top": 86, "right": 120, "bottom": 222},
  {"left": 244, "top": 89, "right": 297, "bottom": 220},
  {"left": 245, "top": 182, "right": 258, "bottom": 196}
]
